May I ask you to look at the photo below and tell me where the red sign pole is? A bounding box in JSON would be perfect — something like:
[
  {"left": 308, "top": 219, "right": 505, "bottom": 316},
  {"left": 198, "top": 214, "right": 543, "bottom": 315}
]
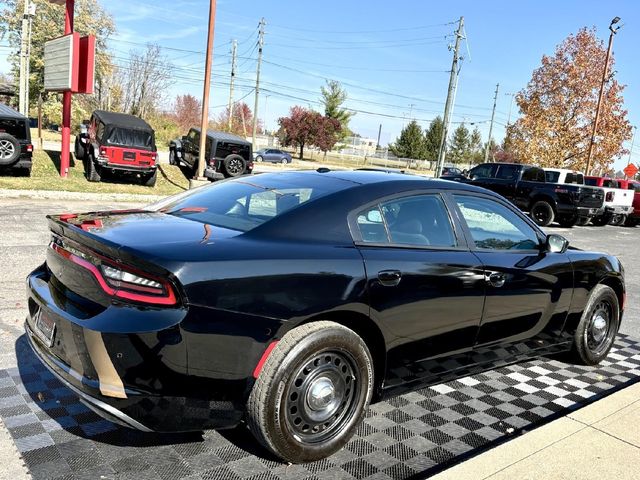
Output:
[{"left": 60, "top": 0, "right": 74, "bottom": 178}]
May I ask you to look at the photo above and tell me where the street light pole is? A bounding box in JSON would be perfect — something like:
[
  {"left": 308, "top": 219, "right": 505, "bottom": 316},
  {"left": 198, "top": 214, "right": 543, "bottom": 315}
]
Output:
[{"left": 585, "top": 16, "right": 621, "bottom": 176}]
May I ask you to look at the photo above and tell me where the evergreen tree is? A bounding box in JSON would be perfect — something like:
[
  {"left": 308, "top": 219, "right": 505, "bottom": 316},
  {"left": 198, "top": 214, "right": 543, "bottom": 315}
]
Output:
[
  {"left": 469, "top": 127, "right": 484, "bottom": 163},
  {"left": 390, "top": 120, "right": 426, "bottom": 159},
  {"left": 448, "top": 123, "right": 471, "bottom": 163},
  {"left": 320, "top": 80, "right": 354, "bottom": 139},
  {"left": 424, "top": 116, "right": 444, "bottom": 161}
]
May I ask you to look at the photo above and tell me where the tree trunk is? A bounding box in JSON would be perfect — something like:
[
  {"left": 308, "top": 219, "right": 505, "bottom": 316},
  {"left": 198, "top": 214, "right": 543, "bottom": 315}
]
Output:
[{"left": 299, "top": 143, "right": 304, "bottom": 160}]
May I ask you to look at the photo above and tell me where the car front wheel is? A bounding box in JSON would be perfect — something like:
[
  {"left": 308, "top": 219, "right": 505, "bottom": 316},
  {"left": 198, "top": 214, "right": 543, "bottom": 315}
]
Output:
[
  {"left": 247, "top": 321, "right": 374, "bottom": 463},
  {"left": 571, "top": 284, "right": 620, "bottom": 365}
]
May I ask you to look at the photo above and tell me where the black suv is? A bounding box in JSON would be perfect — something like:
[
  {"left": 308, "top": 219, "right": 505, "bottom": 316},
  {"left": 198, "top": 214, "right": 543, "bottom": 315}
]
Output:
[
  {"left": 0, "top": 103, "right": 33, "bottom": 176},
  {"left": 169, "top": 128, "right": 253, "bottom": 180}
]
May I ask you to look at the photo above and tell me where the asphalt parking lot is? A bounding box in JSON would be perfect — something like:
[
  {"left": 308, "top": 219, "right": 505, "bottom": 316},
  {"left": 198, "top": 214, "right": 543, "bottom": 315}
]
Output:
[{"left": 0, "top": 197, "right": 638, "bottom": 480}]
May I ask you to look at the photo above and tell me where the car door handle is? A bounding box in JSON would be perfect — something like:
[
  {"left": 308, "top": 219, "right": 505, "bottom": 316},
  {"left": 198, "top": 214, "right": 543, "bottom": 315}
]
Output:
[
  {"left": 378, "top": 270, "right": 402, "bottom": 287},
  {"left": 486, "top": 272, "right": 506, "bottom": 288}
]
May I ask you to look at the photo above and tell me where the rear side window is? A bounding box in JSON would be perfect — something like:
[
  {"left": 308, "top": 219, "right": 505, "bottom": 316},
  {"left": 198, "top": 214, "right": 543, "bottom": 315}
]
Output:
[
  {"left": 496, "top": 165, "right": 519, "bottom": 180},
  {"left": 522, "top": 167, "right": 544, "bottom": 182},
  {"left": 585, "top": 178, "right": 598, "bottom": 186},
  {"left": 356, "top": 194, "right": 457, "bottom": 247},
  {"left": 545, "top": 171, "right": 560, "bottom": 183},
  {"left": 602, "top": 179, "right": 617, "bottom": 188},
  {"left": 566, "top": 173, "right": 584, "bottom": 184},
  {"left": 150, "top": 174, "right": 350, "bottom": 232},
  {"left": 0, "top": 119, "right": 28, "bottom": 140}
]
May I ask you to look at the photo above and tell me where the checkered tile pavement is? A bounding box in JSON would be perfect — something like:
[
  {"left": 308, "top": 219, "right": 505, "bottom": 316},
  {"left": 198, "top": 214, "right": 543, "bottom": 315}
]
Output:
[{"left": 2, "top": 335, "right": 640, "bottom": 480}]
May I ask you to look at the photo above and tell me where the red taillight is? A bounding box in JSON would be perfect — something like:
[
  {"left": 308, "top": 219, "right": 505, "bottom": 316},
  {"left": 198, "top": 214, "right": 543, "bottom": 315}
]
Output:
[
  {"left": 151, "top": 153, "right": 157, "bottom": 161},
  {"left": 606, "top": 191, "right": 615, "bottom": 202},
  {"left": 26, "top": 144, "right": 33, "bottom": 152},
  {"left": 100, "top": 147, "right": 107, "bottom": 156},
  {"left": 50, "top": 241, "right": 177, "bottom": 306}
]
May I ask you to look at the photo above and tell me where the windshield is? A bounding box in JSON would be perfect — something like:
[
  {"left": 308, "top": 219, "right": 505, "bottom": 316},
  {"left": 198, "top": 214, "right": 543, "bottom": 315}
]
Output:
[{"left": 148, "top": 173, "right": 351, "bottom": 232}]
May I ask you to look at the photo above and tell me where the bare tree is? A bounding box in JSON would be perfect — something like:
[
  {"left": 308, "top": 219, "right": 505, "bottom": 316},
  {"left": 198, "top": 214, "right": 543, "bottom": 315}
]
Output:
[{"left": 119, "top": 44, "right": 172, "bottom": 118}]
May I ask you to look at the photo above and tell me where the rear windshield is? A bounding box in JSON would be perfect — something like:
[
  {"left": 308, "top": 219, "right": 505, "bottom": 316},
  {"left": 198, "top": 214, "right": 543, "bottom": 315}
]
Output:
[
  {"left": 105, "top": 127, "right": 154, "bottom": 150},
  {"left": 149, "top": 174, "right": 350, "bottom": 232},
  {"left": 0, "top": 118, "right": 28, "bottom": 140}
]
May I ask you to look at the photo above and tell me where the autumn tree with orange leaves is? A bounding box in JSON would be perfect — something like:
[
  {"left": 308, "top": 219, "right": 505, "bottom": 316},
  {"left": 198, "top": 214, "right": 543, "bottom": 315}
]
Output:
[{"left": 506, "top": 28, "right": 631, "bottom": 174}]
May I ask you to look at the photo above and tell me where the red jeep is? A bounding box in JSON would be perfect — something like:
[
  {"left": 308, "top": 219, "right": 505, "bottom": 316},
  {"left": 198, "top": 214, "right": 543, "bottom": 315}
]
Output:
[{"left": 75, "top": 110, "right": 158, "bottom": 186}]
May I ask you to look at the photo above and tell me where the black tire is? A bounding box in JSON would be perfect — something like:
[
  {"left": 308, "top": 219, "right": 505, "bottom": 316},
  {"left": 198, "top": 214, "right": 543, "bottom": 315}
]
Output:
[
  {"left": 0, "top": 133, "right": 20, "bottom": 166},
  {"left": 142, "top": 169, "right": 157, "bottom": 187},
  {"left": 570, "top": 284, "right": 620, "bottom": 366},
  {"left": 591, "top": 215, "right": 609, "bottom": 227},
  {"left": 255, "top": 155, "right": 263, "bottom": 162},
  {"left": 85, "top": 154, "right": 101, "bottom": 182},
  {"left": 576, "top": 217, "right": 591, "bottom": 226},
  {"left": 530, "top": 201, "right": 555, "bottom": 227},
  {"left": 247, "top": 321, "right": 374, "bottom": 464},
  {"left": 74, "top": 138, "right": 86, "bottom": 161},
  {"left": 624, "top": 217, "right": 639, "bottom": 227},
  {"left": 222, "top": 154, "right": 246, "bottom": 177},
  {"left": 557, "top": 214, "right": 579, "bottom": 228},
  {"left": 609, "top": 214, "right": 626, "bottom": 226},
  {"left": 281, "top": 158, "right": 287, "bottom": 164},
  {"left": 169, "top": 148, "right": 178, "bottom": 166}
]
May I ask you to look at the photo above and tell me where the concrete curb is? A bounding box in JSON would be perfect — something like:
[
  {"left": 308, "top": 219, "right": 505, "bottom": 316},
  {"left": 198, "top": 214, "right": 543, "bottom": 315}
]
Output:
[{"left": 0, "top": 188, "right": 165, "bottom": 203}]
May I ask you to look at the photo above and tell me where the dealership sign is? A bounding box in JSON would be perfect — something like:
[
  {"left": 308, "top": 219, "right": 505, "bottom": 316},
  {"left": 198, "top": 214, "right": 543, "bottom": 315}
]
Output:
[{"left": 44, "top": 33, "right": 95, "bottom": 93}]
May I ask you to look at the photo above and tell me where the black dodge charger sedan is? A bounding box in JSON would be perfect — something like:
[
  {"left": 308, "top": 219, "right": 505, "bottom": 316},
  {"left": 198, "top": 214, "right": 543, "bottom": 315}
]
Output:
[{"left": 25, "top": 170, "right": 624, "bottom": 463}]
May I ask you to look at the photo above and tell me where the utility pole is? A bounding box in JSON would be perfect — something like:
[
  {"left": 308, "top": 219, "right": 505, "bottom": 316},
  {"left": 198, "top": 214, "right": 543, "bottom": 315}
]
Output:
[
  {"left": 195, "top": 0, "right": 217, "bottom": 183},
  {"left": 408, "top": 103, "right": 415, "bottom": 120},
  {"left": 586, "top": 16, "right": 621, "bottom": 176},
  {"left": 505, "top": 92, "right": 516, "bottom": 125},
  {"left": 18, "top": 0, "right": 29, "bottom": 115},
  {"left": 24, "top": 1, "right": 36, "bottom": 116},
  {"left": 435, "top": 16, "right": 464, "bottom": 177},
  {"left": 227, "top": 39, "right": 237, "bottom": 132},
  {"left": 628, "top": 126, "right": 637, "bottom": 168},
  {"left": 252, "top": 17, "right": 265, "bottom": 147},
  {"left": 376, "top": 123, "right": 382, "bottom": 150},
  {"left": 484, "top": 83, "right": 499, "bottom": 162}
]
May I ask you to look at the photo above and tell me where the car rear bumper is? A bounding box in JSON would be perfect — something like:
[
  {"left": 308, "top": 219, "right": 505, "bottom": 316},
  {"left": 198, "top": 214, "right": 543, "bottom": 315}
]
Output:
[
  {"left": 557, "top": 205, "right": 603, "bottom": 219},
  {"left": 95, "top": 158, "right": 157, "bottom": 174},
  {"left": 605, "top": 205, "right": 634, "bottom": 215},
  {"left": 25, "top": 265, "right": 249, "bottom": 432}
]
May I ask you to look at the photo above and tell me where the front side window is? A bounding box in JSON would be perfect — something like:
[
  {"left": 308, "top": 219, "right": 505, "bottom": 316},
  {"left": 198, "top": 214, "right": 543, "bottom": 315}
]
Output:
[
  {"left": 496, "top": 165, "right": 519, "bottom": 180},
  {"left": 454, "top": 194, "right": 539, "bottom": 250},
  {"left": 470, "top": 164, "right": 495, "bottom": 179},
  {"left": 356, "top": 194, "right": 457, "bottom": 247}
]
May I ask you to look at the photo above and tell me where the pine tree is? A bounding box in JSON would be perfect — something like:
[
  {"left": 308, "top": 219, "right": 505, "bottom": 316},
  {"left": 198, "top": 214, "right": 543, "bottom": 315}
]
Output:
[
  {"left": 424, "top": 116, "right": 444, "bottom": 161},
  {"left": 448, "top": 123, "right": 471, "bottom": 164},
  {"left": 390, "top": 120, "right": 426, "bottom": 159},
  {"left": 320, "top": 80, "right": 354, "bottom": 139}
]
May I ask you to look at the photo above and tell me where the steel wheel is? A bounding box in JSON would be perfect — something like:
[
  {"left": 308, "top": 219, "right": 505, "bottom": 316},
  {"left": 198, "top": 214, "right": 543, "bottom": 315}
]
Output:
[
  {"left": 584, "top": 300, "right": 615, "bottom": 356},
  {"left": 0, "top": 139, "right": 15, "bottom": 160},
  {"left": 284, "top": 349, "right": 359, "bottom": 443},
  {"left": 571, "top": 284, "right": 619, "bottom": 365}
]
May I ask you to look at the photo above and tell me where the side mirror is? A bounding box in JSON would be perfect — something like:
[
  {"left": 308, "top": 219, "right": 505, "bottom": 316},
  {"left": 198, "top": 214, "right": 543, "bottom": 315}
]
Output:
[{"left": 545, "top": 234, "right": 569, "bottom": 254}]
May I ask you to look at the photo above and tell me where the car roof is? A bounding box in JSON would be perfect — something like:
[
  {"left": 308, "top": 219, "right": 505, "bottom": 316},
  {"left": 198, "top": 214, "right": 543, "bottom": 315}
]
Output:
[
  {"left": 93, "top": 110, "right": 153, "bottom": 131},
  {"left": 193, "top": 128, "right": 252, "bottom": 146},
  {"left": 0, "top": 103, "right": 27, "bottom": 120}
]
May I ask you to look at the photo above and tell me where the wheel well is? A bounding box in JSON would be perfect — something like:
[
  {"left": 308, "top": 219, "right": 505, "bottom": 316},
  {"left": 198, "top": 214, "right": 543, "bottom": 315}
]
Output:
[
  {"left": 300, "top": 311, "right": 387, "bottom": 400},
  {"left": 600, "top": 276, "right": 625, "bottom": 311}
]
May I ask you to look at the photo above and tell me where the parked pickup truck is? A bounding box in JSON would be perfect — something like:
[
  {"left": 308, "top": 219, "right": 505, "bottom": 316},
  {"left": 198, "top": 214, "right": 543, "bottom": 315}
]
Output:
[
  {"left": 584, "top": 176, "right": 634, "bottom": 226},
  {"left": 617, "top": 179, "right": 640, "bottom": 227},
  {"left": 465, "top": 162, "right": 605, "bottom": 227},
  {"left": 544, "top": 168, "right": 605, "bottom": 225}
]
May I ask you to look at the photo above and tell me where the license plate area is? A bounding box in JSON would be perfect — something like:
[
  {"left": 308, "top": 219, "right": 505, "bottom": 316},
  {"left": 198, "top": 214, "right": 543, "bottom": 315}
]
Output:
[
  {"left": 34, "top": 309, "right": 56, "bottom": 347},
  {"left": 123, "top": 151, "right": 136, "bottom": 160}
]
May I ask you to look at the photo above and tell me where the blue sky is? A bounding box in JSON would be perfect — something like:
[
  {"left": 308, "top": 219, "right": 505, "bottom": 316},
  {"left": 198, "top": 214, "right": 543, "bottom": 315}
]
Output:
[{"left": 3, "top": 0, "right": 639, "bottom": 171}]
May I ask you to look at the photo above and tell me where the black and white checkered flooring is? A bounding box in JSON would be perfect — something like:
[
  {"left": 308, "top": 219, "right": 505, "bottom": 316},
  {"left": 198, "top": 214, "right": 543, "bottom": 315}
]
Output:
[{"left": 2, "top": 335, "right": 639, "bottom": 480}]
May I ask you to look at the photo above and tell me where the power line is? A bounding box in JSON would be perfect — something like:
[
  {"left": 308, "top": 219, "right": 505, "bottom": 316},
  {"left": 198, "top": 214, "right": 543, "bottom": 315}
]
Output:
[{"left": 267, "top": 20, "right": 457, "bottom": 34}]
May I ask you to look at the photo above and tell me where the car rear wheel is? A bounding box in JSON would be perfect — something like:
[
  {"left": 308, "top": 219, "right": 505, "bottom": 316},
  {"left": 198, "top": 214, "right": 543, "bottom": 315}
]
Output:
[
  {"left": 609, "top": 214, "right": 626, "bottom": 226},
  {"left": 222, "top": 154, "right": 246, "bottom": 177},
  {"left": 530, "top": 201, "right": 555, "bottom": 227},
  {"left": 571, "top": 284, "right": 620, "bottom": 365},
  {"left": 247, "top": 321, "right": 374, "bottom": 464},
  {"left": 591, "top": 215, "right": 609, "bottom": 227},
  {"left": 142, "top": 169, "right": 157, "bottom": 187},
  {"left": 0, "top": 133, "right": 20, "bottom": 166},
  {"left": 85, "top": 154, "right": 102, "bottom": 182}
]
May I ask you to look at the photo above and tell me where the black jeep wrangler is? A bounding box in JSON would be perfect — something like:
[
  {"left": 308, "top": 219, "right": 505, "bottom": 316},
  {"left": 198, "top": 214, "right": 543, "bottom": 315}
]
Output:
[
  {"left": 169, "top": 128, "right": 253, "bottom": 180},
  {"left": 0, "top": 103, "right": 33, "bottom": 176}
]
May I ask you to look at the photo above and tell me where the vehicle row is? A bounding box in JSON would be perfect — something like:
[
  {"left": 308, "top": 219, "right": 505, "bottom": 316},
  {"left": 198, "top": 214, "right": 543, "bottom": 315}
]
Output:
[{"left": 442, "top": 162, "right": 639, "bottom": 228}]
